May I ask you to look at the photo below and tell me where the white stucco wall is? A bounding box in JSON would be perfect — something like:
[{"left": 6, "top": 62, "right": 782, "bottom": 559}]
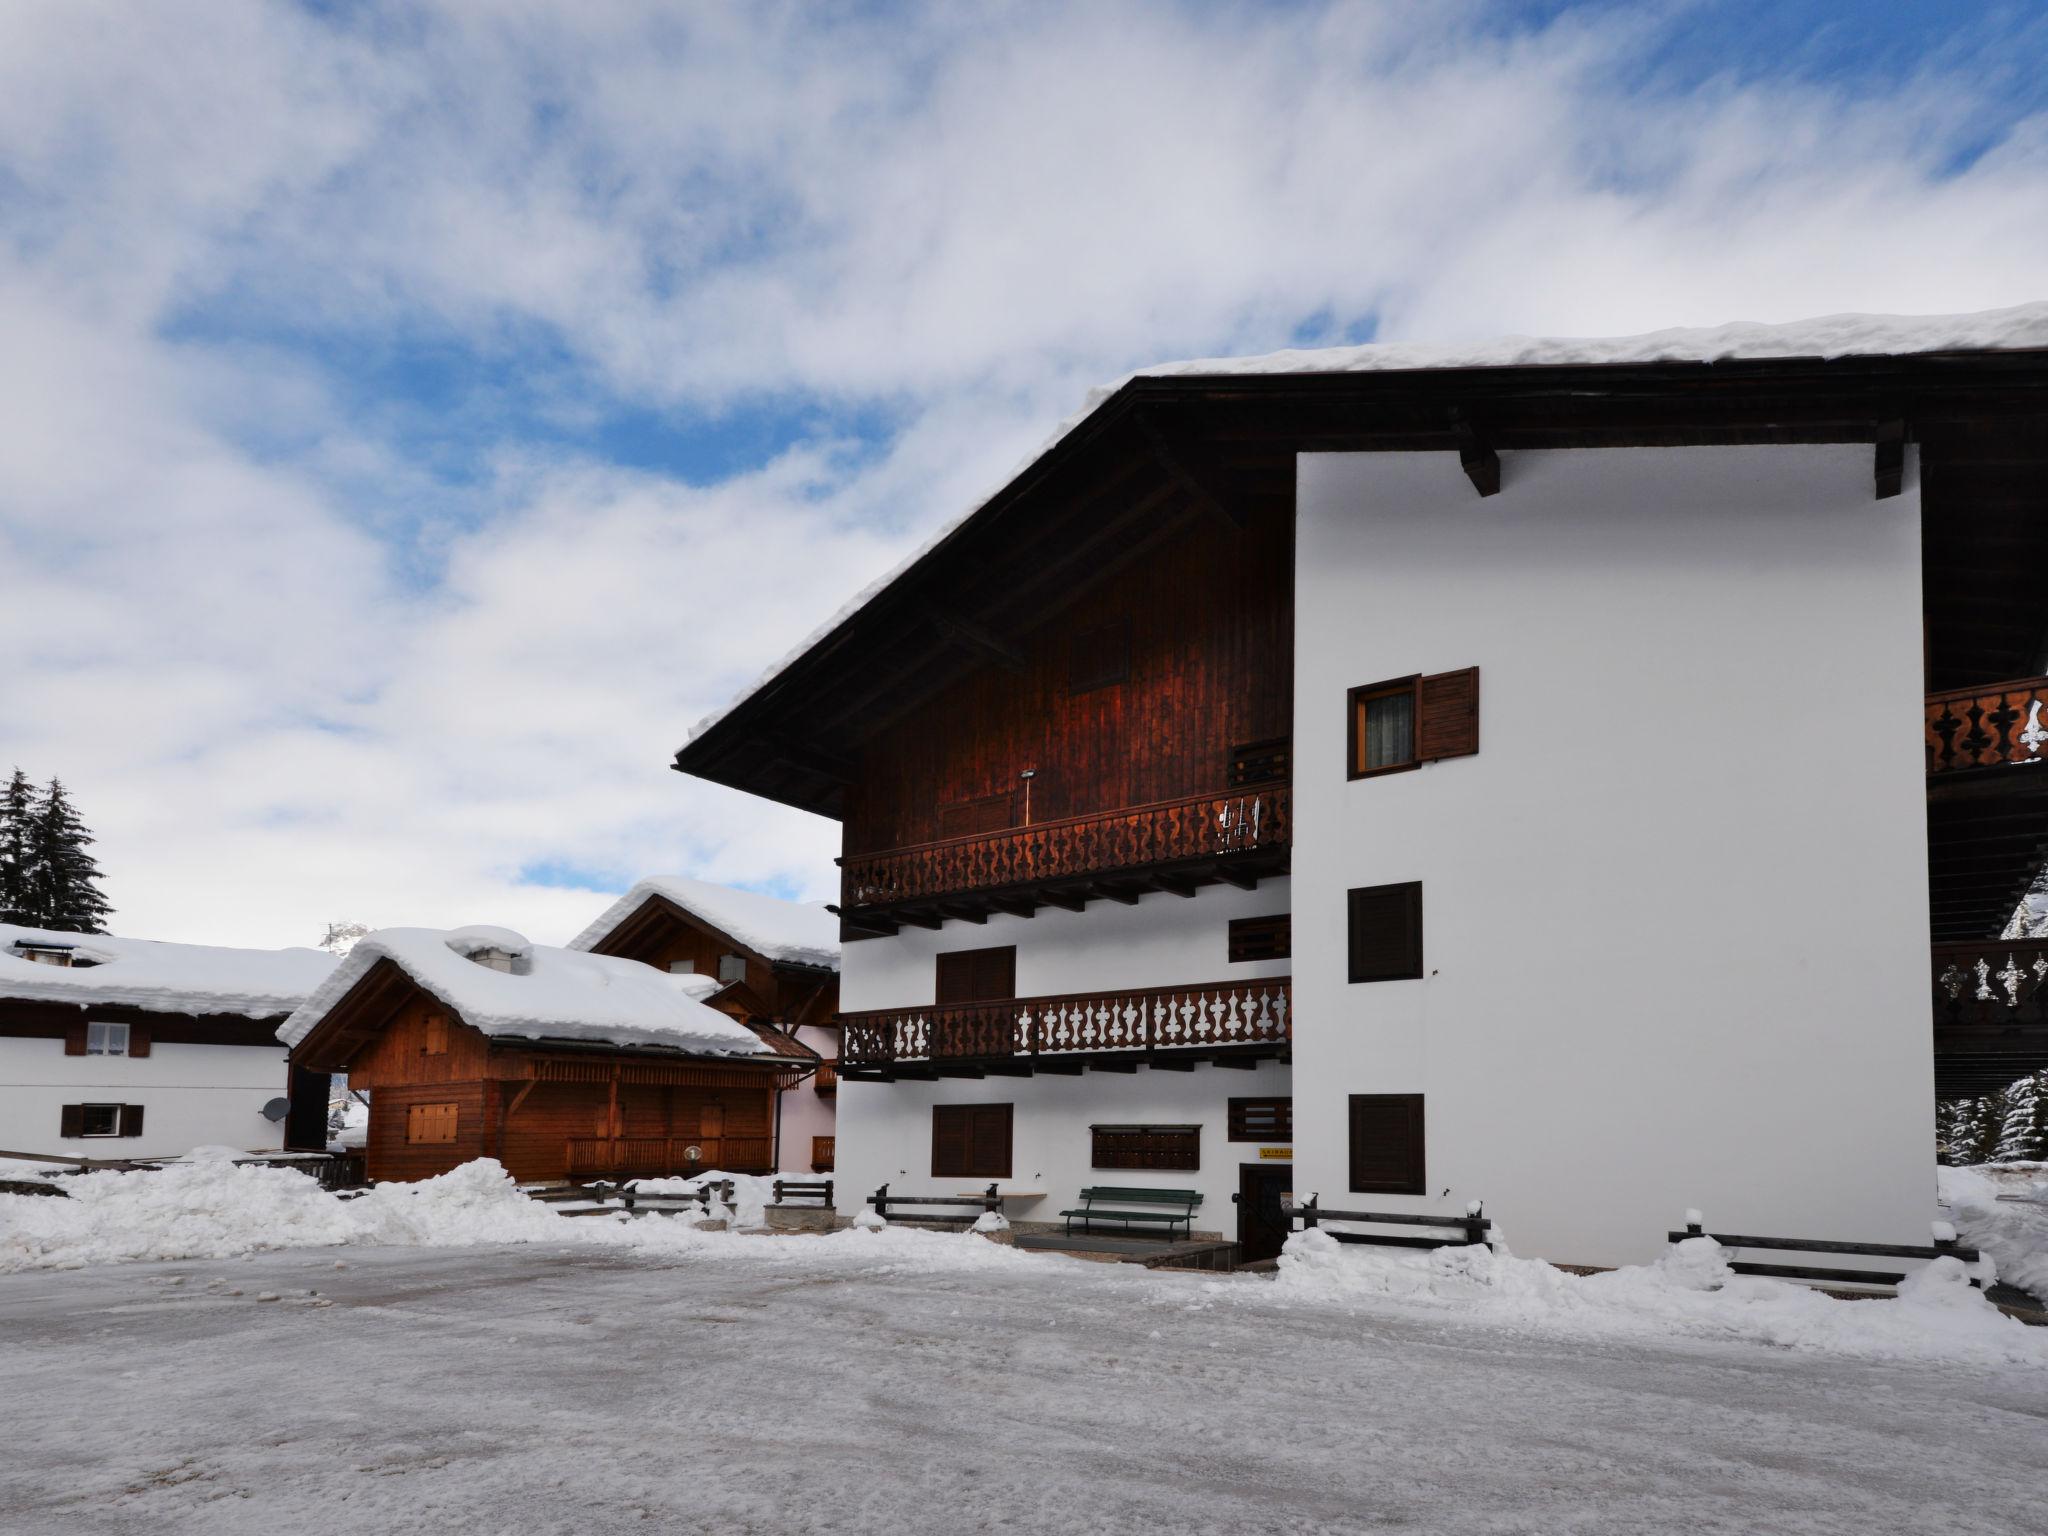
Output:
[
  {"left": 835, "top": 881, "right": 1296, "bottom": 1226},
  {"left": 1290, "top": 445, "right": 1933, "bottom": 1268},
  {"left": 837, "top": 879, "right": 1291, "bottom": 1012},
  {"left": 0, "top": 1034, "right": 290, "bottom": 1158},
  {"left": 776, "top": 1021, "right": 839, "bottom": 1174}
]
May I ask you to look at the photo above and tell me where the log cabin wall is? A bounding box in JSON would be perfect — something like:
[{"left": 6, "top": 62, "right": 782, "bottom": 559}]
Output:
[
  {"left": 590, "top": 901, "right": 836, "bottom": 1020},
  {"left": 365, "top": 1080, "right": 488, "bottom": 1181},
  {"left": 843, "top": 510, "right": 1293, "bottom": 856},
  {"left": 343, "top": 996, "right": 489, "bottom": 1090}
]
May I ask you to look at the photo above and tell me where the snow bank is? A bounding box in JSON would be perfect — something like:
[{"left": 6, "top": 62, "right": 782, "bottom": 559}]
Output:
[
  {"left": 686, "top": 301, "right": 2048, "bottom": 747},
  {"left": 0, "top": 921, "right": 333, "bottom": 1019},
  {"left": 1270, "top": 1228, "right": 2045, "bottom": 1367},
  {"left": 1940, "top": 1163, "right": 2048, "bottom": 1304},
  {"left": 278, "top": 927, "right": 767, "bottom": 1056},
  {"left": 626, "top": 1169, "right": 774, "bottom": 1229},
  {"left": 567, "top": 877, "right": 839, "bottom": 971}
]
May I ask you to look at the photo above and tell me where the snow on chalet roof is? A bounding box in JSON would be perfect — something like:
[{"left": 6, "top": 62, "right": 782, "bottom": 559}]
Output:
[
  {"left": 684, "top": 301, "right": 2048, "bottom": 748},
  {"left": 567, "top": 877, "right": 840, "bottom": 970},
  {"left": 0, "top": 922, "right": 336, "bottom": 1020},
  {"left": 276, "top": 925, "right": 770, "bottom": 1058}
]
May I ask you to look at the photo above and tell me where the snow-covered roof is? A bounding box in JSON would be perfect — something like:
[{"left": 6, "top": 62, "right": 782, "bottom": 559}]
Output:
[
  {"left": 0, "top": 922, "right": 336, "bottom": 1020},
  {"left": 685, "top": 301, "right": 2048, "bottom": 747},
  {"left": 567, "top": 877, "right": 840, "bottom": 971},
  {"left": 277, "top": 925, "right": 771, "bottom": 1057}
]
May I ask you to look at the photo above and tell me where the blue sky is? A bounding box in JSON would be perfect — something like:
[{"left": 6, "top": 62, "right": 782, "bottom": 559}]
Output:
[{"left": 2, "top": 0, "right": 2045, "bottom": 947}]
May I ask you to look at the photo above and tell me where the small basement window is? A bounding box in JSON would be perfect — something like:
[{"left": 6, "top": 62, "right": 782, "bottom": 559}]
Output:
[
  {"left": 85, "top": 1021, "right": 130, "bottom": 1056},
  {"left": 79, "top": 1104, "right": 121, "bottom": 1137},
  {"left": 1091, "top": 1124, "right": 1200, "bottom": 1171}
]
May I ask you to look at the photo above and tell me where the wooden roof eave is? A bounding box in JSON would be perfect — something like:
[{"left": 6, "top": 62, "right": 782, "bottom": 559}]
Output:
[
  {"left": 286, "top": 956, "right": 416, "bottom": 1073},
  {"left": 676, "top": 351, "right": 2048, "bottom": 815}
]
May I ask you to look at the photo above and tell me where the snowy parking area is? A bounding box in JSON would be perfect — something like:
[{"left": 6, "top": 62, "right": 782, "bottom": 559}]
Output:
[{"left": 4, "top": 1233, "right": 2045, "bottom": 1536}]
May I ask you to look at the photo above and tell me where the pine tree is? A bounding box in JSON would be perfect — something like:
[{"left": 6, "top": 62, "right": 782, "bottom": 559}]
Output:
[
  {"left": 0, "top": 768, "right": 33, "bottom": 925},
  {"left": 27, "top": 778, "right": 113, "bottom": 934},
  {"left": 1994, "top": 1070, "right": 2048, "bottom": 1162}
]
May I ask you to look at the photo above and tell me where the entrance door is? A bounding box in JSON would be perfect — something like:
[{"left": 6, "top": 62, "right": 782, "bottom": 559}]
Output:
[{"left": 1237, "top": 1163, "right": 1292, "bottom": 1264}]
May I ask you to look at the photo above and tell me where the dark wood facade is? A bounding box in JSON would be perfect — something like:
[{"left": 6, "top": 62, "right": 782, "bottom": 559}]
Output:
[
  {"left": 290, "top": 960, "right": 802, "bottom": 1184},
  {"left": 580, "top": 892, "right": 838, "bottom": 1030}
]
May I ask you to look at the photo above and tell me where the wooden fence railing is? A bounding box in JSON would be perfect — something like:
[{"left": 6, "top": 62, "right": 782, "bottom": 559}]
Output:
[
  {"left": 1932, "top": 937, "right": 2048, "bottom": 1027},
  {"left": 1926, "top": 678, "right": 2048, "bottom": 775},
  {"left": 564, "top": 1135, "right": 774, "bottom": 1175},
  {"left": 842, "top": 977, "right": 1290, "bottom": 1067},
  {"left": 839, "top": 785, "right": 1290, "bottom": 909}
]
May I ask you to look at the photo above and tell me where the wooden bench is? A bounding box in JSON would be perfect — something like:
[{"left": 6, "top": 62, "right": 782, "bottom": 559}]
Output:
[
  {"left": 868, "top": 1182, "right": 1000, "bottom": 1227},
  {"left": 1290, "top": 1195, "right": 1491, "bottom": 1250},
  {"left": 1060, "top": 1187, "right": 1203, "bottom": 1241},
  {"left": 774, "top": 1178, "right": 833, "bottom": 1207},
  {"left": 1668, "top": 1214, "right": 1983, "bottom": 1291}
]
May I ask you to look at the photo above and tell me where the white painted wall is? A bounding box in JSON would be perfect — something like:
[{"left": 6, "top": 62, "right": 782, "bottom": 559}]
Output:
[
  {"left": 838, "top": 879, "right": 1291, "bottom": 1011},
  {"left": 835, "top": 880, "right": 1296, "bottom": 1224},
  {"left": 776, "top": 1021, "right": 839, "bottom": 1175},
  {"left": 1290, "top": 445, "right": 1933, "bottom": 1268},
  {"left": 833, "top": 1059, "right": 1292, "bottom": 1235},
  {"left": 0, "top": 1034, "right": 290, "bottom": 1158}
]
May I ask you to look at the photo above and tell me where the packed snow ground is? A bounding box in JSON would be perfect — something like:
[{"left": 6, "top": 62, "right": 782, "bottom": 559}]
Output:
[{"left": 4, "top": 1236, "right": 2044, "bottom": 1535}]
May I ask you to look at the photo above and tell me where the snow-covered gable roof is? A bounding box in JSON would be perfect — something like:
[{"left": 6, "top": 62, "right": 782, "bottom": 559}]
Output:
[
  {"left": 685, "top": 301, "right": 2048, "bottom": 748},
  {"left": 277, "top": 925, "right": 770, "bottom": 1057},
  {"left": 566, "top": 877, "right": 840, "bottom": 971},
  {"left": 0, "top": 922, "right": 336, "bottom": 1020}
]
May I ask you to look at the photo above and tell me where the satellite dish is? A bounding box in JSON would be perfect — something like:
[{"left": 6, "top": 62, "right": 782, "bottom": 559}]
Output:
[{"left": 260, "top": 1097, "right": 291, "bottom": 1123}]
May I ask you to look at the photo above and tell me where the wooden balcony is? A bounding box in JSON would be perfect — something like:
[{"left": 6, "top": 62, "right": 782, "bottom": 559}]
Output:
[
  {"left": 835, "top": 785, "right": 1290, "bottom": 935},
  {"left": 1926, "top": 678, "right": 2048, "bottom": 778},
  {"left": 840, "top": 976, "right": 1290, "bottom": 1079},
  {"left": 1931, "top": 938, "right": 2048, "bottom": 1097},
  {"left": 564, "top": 1135, "right": 774, "bottom": 1177}
]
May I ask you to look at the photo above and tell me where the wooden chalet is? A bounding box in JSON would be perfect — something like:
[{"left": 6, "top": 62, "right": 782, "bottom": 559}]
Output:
[
  {"left": 280, "top": 926, "right": 810, "bottom": 1184},
  {"left": 569, "top": 877, "right": 842, "bottom": 1174}
]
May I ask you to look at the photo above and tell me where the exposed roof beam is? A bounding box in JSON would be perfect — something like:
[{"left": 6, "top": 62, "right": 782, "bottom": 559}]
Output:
[
  {"left": 930, "top": 610, "right": 1027, "bottom": 672},
  {"left": 1136, "top": 406, "right": 1250, "bottom": 530},
  {"left": 1876, "top": 419, "right": 1906, "bottom": 499},
  {"left": 1453, "top": 412, "right": 1501, "bottom": 497},
  {"left": 751, "top": 733, "right": 856, "bottom": 784}
]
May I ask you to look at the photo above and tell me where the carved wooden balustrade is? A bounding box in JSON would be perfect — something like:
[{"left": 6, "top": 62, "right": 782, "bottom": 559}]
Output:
[
  {"left": 840, "top": 785, "right": 1291, "bottom": 911},
  {"left": 1926, "top": 678, "right": 2048, "bottom": 776},
  {"left": 1931, "top": 939, "right": 2048, "bottom": 1030},
  {"left": 841, "top": 976, "right": 1290, "bottom": 1068}
]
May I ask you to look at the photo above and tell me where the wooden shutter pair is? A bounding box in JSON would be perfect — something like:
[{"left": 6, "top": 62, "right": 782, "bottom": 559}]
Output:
[
  {"left": 1349, "top": 667, "right": 1480, "bottom": 777},
  {"left": 57, "top": 1104, "right": 144, "bottom": 1137},
  {"left": 1348, "top": 1094, "right": 1425, "bottom": 1195},
  {"left": 932, "top": 1103, "right": 1013, "bottom": 1178},
  {"left": 63, "top": 1024, "right": 149, "bottom": 1056},
  {"left": 406, "top": 1102, "right": 459, "bottom": 1145},
  {"left": 934, "top": 946, "right": 1017, "bottom": 1006},
  {"left": 1348, "top": 882, "right": 1423, "bottom": 982}
]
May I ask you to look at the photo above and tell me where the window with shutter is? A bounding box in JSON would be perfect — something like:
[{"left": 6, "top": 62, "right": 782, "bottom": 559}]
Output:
[
  {"left": 128, "top": 1026, "right": 150, "bottom": 1058},
  {"left": 934, "top": 946, "right": 1017, "bottom": 1006},
  {"left": 406, "top": 1102, "right": 459, "bottom": 1145},
  {"left": 1228, "top": 915, "right": 1290, "bottom": 963},
  {"left": 1348, "top": 668, "right": 1478, "bottom": 777},
  {"left": 63, "top": 1023, "right": 87, "bottom": 1056},
  {"left": 1090, "top": 1124, "right": 1199, "bottom": 1171},
  {"left": 1348, "top": 1094, "right": 1425, "bottom": 1194},
  {"left": 1348, "top": 882, "right": 1423, "bottom": 983},
  {"left": 86, "top": 1021, "right": 129, "bottom": 1055},
  {"left": 76, "top": 1103, "right": 121, "bottom": 1137},
  {"left": 118, "top": 1103, "right": 145, "bottom": 1138},
  {"left": 60, "top": 1103, "right": 84, "bottom": 1138},
  {"left": 939, "top": 791, "right": 1014, "bottom": 839},
  {"left": 932, "top": 1103, "right": 1012, "bottom": 1178},
  {"left": 1227, "top": 1097, "right": 1293, "bottom": 1142}
]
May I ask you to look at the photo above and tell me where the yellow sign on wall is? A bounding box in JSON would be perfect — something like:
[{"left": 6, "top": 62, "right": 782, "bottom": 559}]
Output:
[{"left": 1258, "top": 1146, "right": 1292, "bottom": 1160}]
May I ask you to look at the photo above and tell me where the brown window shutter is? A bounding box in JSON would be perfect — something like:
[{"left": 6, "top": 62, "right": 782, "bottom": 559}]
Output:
[
  {"left": 64, "top": 1023, "right": 87, "bottom": 1056},
  {"left": 1228, "top": 915, "right": 1291, "bottom": 963},
  {"left": 935, "top": 946, "right": 1017, "bottom": 1005},
  {"left": 128, "top": 1027, "right": 151, "bottom": 1058},
  {"left": 1348, "top": 1094, "right": 1425, "bottom": 1194},
  {"left": 1416, "top": 667, "right": 1479, "bottom": 762},
  {"left": 1348, "top": 882, "right": 1423, "bottom": 982},
  {"left": 939, "top": 792, "right": 1014, "bottom": 839},
  {"left": 119, "top": 1103, "right": 146, "bottom": 1138},
  {"left": 60, "top": 1103, "right": 84, "bottom": 1138},
  {"left": 931, "top": 1105, "right": 971, "bottom": 1177},
  {"left": 971, "top": 1104, "right": 1013, "bottom": 1179},
  {"left": 1227, "top": 1096, "right": 1293, "bottom": 1142}
]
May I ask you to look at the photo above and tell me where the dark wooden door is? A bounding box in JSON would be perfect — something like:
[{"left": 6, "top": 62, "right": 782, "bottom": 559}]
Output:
[{"left": 1237, "top": 1163, "right": 1292, "bottom": 1264}]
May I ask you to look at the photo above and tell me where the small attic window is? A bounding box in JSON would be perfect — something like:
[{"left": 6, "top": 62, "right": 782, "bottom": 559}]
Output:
[
  {"left": 717, "top": 954, "right": 746, "bottom": 984},
  {"left": 669, "top": 959, "right": 696, "bottom": 975}
]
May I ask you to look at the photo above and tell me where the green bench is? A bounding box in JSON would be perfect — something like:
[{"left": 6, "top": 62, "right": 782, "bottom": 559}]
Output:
[{"left": 1060, "top": 1186, "right": 1203, "bottom": 1241}]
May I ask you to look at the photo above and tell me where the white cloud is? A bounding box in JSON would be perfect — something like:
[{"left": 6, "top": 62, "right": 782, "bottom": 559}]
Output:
[{"left": 1, "top": 0, "right": 2044, "bottom": 946}]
